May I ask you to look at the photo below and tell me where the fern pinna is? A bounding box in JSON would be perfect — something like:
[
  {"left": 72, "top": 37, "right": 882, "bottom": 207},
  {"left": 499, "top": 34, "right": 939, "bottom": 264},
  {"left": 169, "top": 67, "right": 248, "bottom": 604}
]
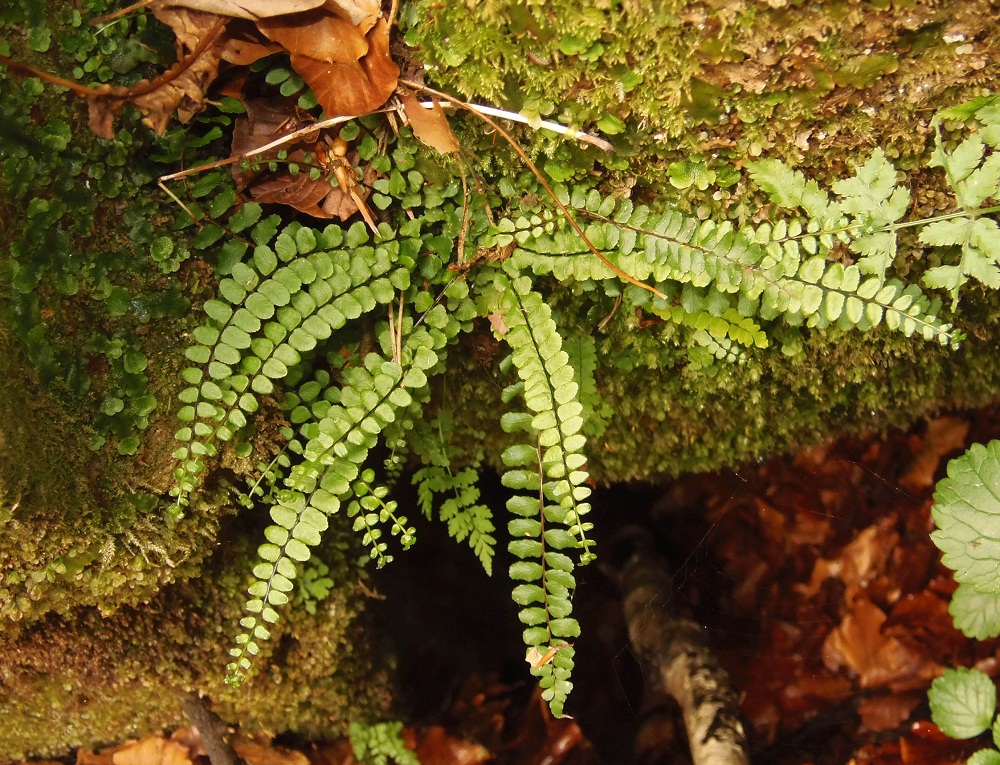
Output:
[{"left": 168, "top": 99, "right": 999, "bottom": 713}]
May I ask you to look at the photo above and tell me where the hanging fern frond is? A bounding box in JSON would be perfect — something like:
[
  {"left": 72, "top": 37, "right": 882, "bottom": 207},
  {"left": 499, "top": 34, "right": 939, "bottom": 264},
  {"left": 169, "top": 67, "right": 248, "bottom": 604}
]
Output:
[
  {"left": 488, "top": 269, "right": 595, "bottom": 716},
  {"left": 226, "top": 284, "right": 468, "bottom": 684}
]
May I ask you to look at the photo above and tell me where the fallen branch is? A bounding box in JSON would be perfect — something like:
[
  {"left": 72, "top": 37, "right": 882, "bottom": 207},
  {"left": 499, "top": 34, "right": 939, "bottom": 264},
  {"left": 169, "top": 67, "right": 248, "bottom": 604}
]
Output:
[
  {"left": 181, "top": 692, "right": 243, "bottom": 765},
  {"left": 616, "top": 528, "right": 750, "bottom": 765}
]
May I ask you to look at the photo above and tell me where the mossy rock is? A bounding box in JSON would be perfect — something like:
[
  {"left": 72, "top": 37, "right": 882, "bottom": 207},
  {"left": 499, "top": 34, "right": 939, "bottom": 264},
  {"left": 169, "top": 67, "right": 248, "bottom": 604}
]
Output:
[
  {"left": 0, "top": 532, "right": 392, "bottom": 762},
  {"left": 2, "top": 0, "right": 1000, "bottom": 759}
]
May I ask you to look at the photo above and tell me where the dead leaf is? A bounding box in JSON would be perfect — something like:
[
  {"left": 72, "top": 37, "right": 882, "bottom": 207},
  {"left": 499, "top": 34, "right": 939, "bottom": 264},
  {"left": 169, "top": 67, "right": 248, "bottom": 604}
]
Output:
[
  {"left": 234, "top": 741, "right": 310, "bottom": 765},
  {"left": 89, "top": 11, "right": 227, "bottom": 137},
  {"left": 257, "top": 8, "right": 369, "bottom": 65},
  {"left": 401, "top": 93, "right": 460, "bottom": 154},
  {"left": 822, "top": 598, "right": 932, "bottom": 688},
  {"left": 488, "top": 313, "right": 509, "bottom": 335},
  {"left": 401, "top": 727, "right": 490, "bottom": 765},
  {"left": 798, "top": 518, "right": 899, "bottom": 598},
  {"left": 292, "top": 18, "right": 399, "bottom": 118},
  {"left": 220, "top": 23, "right": 283, "bottom": 65},
  {"left": 324, "top": 0, "right": 380, "bottom": 31},
  {"left": 154, "top": 0, "right": 326, "bottom": 21},
  {"left": 112, "top": 736, "right": 192, "bottom": 765}
]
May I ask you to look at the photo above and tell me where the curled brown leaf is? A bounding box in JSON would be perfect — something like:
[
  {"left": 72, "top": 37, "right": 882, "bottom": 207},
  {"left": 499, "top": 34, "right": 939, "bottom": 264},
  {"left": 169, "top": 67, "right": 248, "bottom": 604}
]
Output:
[{"left": 292, "top": 18, "right": 398, "bottom": 118}]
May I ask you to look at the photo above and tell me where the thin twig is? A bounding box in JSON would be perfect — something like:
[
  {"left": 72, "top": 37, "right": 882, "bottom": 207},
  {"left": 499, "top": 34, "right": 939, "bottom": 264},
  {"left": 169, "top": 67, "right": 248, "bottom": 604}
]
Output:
[
  {"left": 181, "top": 693, "right": 243, "bottom": 765},
  {"left": 426, "top": 99, "right": 614, "bottom": 153}
]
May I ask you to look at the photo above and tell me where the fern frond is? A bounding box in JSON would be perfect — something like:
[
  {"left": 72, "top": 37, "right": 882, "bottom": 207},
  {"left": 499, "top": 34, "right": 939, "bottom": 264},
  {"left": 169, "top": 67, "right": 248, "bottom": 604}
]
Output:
[
  {"left": 918, "top": 103, "right": 1000, "bottom": 307},
  {"left": 173, "top": 222, "right": 414, "bottom": 502},
  {"left": 347, "top": 469, "right": 415, "bottom": 568},
  {"left": 226, "top": 286, "right": 466, "bottom": 684},
  {"left": 413, "top": 464, "right": 495, "bottom": 574},
  {"left": 501, "top": 184, "right": 961, "bottom": 348},
  {"left": 489, "top": 270, "right": 595, "bottom": 716}
]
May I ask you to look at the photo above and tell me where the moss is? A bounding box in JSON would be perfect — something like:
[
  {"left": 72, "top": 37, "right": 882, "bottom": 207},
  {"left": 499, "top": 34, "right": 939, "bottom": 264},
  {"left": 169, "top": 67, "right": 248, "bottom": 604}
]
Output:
[
  {"left": 2, "top": 0, "right": 1000, "bottom": 757},
  {"left": 0, "top": 535, "right": 391, "bottom": 762}
]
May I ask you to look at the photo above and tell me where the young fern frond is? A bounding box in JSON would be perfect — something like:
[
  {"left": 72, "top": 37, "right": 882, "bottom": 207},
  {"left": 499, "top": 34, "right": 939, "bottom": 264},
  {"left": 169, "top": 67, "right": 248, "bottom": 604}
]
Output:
[
  {"left": 491, "top": 269, "right": 594, "bottom": 715},
  {"left": 347, "top": 469, "right": 416, "bottom": 568},
  {"left": 414, "top": 464, "right": 496, "bottom": 574},
  {"left": 920, "top": 100, "right": 1000, "bottom": 307}
]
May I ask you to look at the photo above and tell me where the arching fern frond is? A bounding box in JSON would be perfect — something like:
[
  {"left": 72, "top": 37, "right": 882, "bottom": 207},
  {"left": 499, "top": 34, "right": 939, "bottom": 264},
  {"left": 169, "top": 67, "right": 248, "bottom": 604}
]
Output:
[
  {"left": 173, "top": 219, "right": 415, "bottom": 504},
  {"left": 498, "top": 185, "right": 962, "bottom": 349},
  {"left": 226, "top": 284, "right": 468, "bottom": 684}
]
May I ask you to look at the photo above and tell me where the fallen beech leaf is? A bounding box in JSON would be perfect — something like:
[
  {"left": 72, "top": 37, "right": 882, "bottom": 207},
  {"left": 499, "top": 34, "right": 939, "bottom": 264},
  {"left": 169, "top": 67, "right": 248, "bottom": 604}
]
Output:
[
  {"left": 234, "top": 741, "right": 310, "bottom": 765},
  {"left": 822, "top": 598, "right": 932, "bottom": 688},
  {"left": 220, "top": 23, "right": 283, "bottom": 65},
  {"left": 292, "top": 18, "right": 398, "bottom": 118},
  {"left": 325, "top": 0, "right": 380, "bottom": 31},
  {"left": 155, "top": 0, "right": 326, "bottom": 20},
  {"left": 798, "top": 519, "right": 898, "bottom": 598},
  {"left": 401, "top": 93, "right": 460, "bottom": 154},
  {"left": 152, "top": 5, "right": 222, "bottom": 50},
  {"left": 257, "top": 8, "right": 369, "bottom": 65},
  {"left": 112, "top": 736, "right": 192, "bottom": 765},
  {"left": 89, "top": 12, "right": 227, "bottom": 137},
  {"left": 402, "top": 726, "right": 490, "bottom": 765}
]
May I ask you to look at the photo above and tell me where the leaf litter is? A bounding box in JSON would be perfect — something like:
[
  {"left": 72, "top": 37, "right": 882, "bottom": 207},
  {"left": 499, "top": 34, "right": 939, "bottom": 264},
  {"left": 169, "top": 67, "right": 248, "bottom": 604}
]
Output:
[{"left": 689, "top": 409, "right": 1000, "bottom": 765}]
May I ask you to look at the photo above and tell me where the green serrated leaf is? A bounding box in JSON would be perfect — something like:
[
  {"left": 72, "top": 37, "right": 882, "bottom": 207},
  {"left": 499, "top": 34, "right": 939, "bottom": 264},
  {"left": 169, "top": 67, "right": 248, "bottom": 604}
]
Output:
[
  {"left": 928, "top": 667, "right": 997, "bottom": 739},
  {"left": 931, "top": 441, "right": 1000, "bottom": 592},
  {"left": 949, "top": 583, "right": 1000, "bottom": 640}
]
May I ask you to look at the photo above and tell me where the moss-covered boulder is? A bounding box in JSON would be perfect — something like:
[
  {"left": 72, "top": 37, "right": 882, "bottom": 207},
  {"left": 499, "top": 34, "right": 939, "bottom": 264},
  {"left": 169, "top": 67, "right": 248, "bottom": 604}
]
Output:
[{"left": 2, "top": 0, "right": 1000, "bottom": 759}]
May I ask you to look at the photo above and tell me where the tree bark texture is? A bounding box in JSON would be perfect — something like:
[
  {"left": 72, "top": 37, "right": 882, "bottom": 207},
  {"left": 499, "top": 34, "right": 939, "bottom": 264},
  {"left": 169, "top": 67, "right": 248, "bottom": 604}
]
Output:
[{"left": 619, "top": 531, "right": 750, "bottom": 765}]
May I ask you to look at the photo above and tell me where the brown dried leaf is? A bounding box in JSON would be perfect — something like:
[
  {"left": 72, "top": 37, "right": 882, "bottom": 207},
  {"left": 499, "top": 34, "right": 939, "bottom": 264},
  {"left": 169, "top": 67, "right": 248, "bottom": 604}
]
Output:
[
  {"left": 401, "top": 93, "right": 460, "bottom": 154},
  {"left": 220, "top": 23, "right": 283, "bottom": 65},
  {"left": 324, "top": 0, "right": 380, "bottom": 31},
  {"left": 234, "top": 741, "right": 310, "bottom": 765},
  {"left": 230, "top": 99, "right": 308, "bottom": 184},
  {"left": 899, "top": 417, "right": 969, "bottom": 490},
  {"left": 292, "top": 18, "right": 398, "bottom": 118},
  {"left": 798, "top": 518, "right": 899, "bottom": 598},
  {"left": 822, "top": 598, "right": 930, "bottom": 688},
  {"left": 257, "top": 8, "right": 368, "bottom": 65},
  {"left": 154, "top": 0, "right": 326, "bottom": 20},
  {"left": 401, "top": 727, "right": 490, "bottom": 765},
  {"left": 247, "top": 154, "right": 335, "bottom": 216},
  {"left": 112, "top": 736, "right": 192, "bottom": 765},
  {"left": 488, "top": 313, "right": 509, "bottom": 334}
]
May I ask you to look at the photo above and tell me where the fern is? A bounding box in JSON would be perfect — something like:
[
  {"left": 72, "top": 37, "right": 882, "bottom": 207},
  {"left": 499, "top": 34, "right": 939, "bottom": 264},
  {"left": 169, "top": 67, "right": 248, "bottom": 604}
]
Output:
[
  {"left": 225, "top": 281, "right": 467, "bottom": 683},
  {"left": 159, "top": 93, "right": 1000, "bottom": 715},
  {"left": 173, "top": 216, "right": 414, "bottom": 503},
  {"left": 920, "top": 97, "right": 1000, "bottom": 307},
  {"left": 414, "top": 464, "right": 496, "bottom": 574},
  {"left": 499, "top": 182, "right": 961, "bottom": 357},
  {"left": 489, "top": 269, "right": 594, "bottom": 716}
]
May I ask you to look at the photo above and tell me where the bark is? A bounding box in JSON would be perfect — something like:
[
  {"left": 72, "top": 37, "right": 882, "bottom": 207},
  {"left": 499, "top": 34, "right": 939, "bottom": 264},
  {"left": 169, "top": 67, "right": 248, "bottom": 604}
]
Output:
[{"left": 618, "top": 529, "right": 750, "bottom": 765}]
